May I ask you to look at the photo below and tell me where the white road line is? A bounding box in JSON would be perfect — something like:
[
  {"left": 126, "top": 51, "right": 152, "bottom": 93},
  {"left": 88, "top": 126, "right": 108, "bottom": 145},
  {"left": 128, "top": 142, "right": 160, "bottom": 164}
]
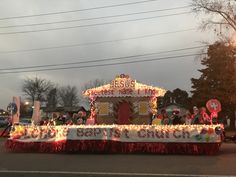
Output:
[{"left": 0, "top": 170, "right": 235, "bottom": 177}]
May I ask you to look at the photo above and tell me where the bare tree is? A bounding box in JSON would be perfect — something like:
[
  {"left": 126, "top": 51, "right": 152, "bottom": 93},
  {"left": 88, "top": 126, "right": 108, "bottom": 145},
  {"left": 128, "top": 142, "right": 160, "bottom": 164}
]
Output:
[
  {"left": 58, "top": 85, "right": 79, "bottom": 107},
  {"left": 46, "top": 88, "right": 58, "bottom": 109},
  {"left": 22, "top": 77, "right": 54, "bottom": 102},
  {"left": 192, "top": 0, "right": 236, "bottom": 32},
  {"left": 82, "top": 79, "right": 107, "bottom": 91},
  {"left": 80, "top": 79, "right": 108, "bottom": 109}
]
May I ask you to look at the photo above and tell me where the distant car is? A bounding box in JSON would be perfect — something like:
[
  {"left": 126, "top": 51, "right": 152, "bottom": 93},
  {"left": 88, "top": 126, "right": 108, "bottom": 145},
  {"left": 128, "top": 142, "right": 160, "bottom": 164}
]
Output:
[
  {"left": 19, "top": 118, "right": 32, "bottom": 126},
  {"left": 0, "top": 117, "right": 8, "bottom": 127}
]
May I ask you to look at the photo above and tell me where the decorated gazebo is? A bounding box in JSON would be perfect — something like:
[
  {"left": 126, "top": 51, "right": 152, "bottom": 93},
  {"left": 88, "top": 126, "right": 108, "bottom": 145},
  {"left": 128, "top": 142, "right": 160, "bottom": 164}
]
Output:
[{"left": 83, "top": 74, "right": 166, "bottom": 125}]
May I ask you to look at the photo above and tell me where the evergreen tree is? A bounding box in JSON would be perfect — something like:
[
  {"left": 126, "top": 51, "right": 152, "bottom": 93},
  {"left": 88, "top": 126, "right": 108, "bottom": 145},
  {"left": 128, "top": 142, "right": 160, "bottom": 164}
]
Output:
[
  {"left": 191, "top": 42, "right": 236, "bottom": 128},
  {"left": 172, "top": 88, "right": 191, "bottom": 108},
  {"left": 159, "top": 89, "right": 192, "bottom": 110},
  {"left": 162, "top": 90, "right": 173, "bottom": 106}
]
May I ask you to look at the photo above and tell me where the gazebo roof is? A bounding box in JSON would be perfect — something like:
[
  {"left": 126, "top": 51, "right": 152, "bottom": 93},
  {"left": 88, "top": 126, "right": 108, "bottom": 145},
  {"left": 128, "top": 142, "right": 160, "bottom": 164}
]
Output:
[{"left": 83, "top": 74, "right": 166, "bottom": 98}]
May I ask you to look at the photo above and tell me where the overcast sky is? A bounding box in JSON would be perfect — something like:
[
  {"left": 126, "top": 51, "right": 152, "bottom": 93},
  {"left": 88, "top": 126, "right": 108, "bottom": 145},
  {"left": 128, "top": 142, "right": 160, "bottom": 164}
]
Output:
[{"left": 0, "top": 0, "right": 219, "bottom": 109}]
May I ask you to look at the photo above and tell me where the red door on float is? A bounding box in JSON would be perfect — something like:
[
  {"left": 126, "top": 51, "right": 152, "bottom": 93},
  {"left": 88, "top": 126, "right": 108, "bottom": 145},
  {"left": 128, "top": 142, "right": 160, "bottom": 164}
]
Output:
[{"left": 117, "top": 102, "right": 130, "bottom": 125}]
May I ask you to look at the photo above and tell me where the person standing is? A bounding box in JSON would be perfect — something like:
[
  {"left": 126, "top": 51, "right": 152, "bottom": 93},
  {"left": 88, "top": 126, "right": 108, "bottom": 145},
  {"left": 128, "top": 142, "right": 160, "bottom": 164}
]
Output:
[
  {"left": 191, "top": 106, "right": 202, "bottom": 124},
  {"left": 184, "top": 111, "right": 192, "bottom": 125}
]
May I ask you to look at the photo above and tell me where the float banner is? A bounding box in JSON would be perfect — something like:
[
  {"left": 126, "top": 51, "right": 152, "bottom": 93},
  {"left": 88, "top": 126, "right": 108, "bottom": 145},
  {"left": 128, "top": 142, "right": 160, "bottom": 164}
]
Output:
[
  {"left": 10, "top": 124, "right": 223, "bottom": 143},
  {"left": 12, "top": 96, "right": 20, "bottom": 124}
]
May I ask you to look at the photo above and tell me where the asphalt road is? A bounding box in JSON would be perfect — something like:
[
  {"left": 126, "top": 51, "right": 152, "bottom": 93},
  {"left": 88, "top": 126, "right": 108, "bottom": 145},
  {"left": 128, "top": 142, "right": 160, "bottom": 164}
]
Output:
[{"left": 0, "top": 139, "right": 236, "bottom": 177}]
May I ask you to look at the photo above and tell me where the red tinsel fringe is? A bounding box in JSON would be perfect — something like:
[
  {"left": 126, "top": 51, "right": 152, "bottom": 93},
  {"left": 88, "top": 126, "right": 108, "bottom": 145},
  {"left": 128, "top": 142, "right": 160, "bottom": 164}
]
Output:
[{"left": 5, "top": 140, "right": 221, "bottom": 155}]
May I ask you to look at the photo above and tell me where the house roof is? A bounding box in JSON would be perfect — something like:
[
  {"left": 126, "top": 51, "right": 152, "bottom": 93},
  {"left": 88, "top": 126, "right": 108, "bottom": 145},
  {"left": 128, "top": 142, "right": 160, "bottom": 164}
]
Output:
[{"left": 83, "top": 74, "right": 166, "bottom": 98}]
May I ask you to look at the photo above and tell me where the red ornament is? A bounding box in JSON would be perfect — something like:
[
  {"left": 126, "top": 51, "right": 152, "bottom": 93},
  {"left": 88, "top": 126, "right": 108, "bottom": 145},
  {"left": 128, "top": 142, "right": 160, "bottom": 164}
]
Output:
[{"left": 206, "top": 99, "right": 221, "bottom": 113}]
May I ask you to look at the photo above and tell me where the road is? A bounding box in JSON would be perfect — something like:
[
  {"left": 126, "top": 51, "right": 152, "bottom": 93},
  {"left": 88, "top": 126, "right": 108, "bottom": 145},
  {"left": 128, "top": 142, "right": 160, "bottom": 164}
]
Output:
[{"left": 0, "top": 139, "right": 236, "bottom": 177}]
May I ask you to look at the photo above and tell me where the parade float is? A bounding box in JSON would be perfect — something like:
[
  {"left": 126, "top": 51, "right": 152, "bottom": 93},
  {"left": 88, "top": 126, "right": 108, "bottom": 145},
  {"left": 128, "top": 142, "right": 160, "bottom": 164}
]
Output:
[{"left": 5, "top": 74, "right": 224, "bottom": 155}]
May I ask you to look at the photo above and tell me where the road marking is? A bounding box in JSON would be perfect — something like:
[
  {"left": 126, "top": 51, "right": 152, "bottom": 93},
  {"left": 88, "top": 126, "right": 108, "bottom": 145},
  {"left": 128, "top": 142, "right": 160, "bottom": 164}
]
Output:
[{"left": 0, "top": 170, "right": 235, "bottom": 177}]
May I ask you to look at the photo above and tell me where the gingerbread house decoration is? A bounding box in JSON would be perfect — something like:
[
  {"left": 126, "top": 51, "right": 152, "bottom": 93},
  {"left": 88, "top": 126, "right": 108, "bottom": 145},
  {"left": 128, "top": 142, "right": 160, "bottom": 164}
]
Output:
[{"left": 83, "top": 74, "right": 166, "bottom": 125}]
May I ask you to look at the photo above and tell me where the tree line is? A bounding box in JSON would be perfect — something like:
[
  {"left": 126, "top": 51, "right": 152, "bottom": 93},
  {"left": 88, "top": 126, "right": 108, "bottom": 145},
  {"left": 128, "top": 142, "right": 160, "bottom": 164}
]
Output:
[{"left": 21, "top": 77, "right": 106, "bottom": 109}]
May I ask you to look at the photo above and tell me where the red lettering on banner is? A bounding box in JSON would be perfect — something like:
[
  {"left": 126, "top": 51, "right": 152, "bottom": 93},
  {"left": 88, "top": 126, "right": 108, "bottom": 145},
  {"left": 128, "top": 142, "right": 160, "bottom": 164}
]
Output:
[
  {"left": 155, "top": 130, "right": 164, "bottom": 138},
  {"left": 23, "top": 128, "right": 30, "bottom": 139},
  {"left": 111, "top": 78, "right": 135, "bottom": 89},
  {"left": 94, "top": 128, "right": 101, "bottom": 136},
  {"left": 114, "top": 128, "right": 121, "bottom": 138},
  {"left": 173, "top": 129, "right": 181, "bottom": 139},
  {"left": 120, "top": 80, "right": 125, "bottom": 87},
  {"left": 87, "top": 89, "right": 116, "bottom": 96},
  {"left": 115, "top": 80, "right": 119, "bottom": 88},
  {"left": 128, "top": 89, "right": 133, "bottom": 94},
  {"left": 119, "top": 89, "right": 123, "bottom": 94},
  {"left": 182, "top": 129, "right": 190, "bottom": 139},
  {"left": 124, "top": 129, "right": 130, "bottom": 138},
  {"left": 31, "top": 128, "right": 39, "bottom": 138},
  {"left": 144, "top": 89, "right": 157, "bottom": 95},
  {"left": 131, "top": 80, "right": 135, "bottom": 88},
  {"left": 85, "top": 128, "right": 93, "bottom": 137},
  {"left": 124, "top": 81, "right": 129, "bottom": 88},
  {"left": 138, "top": 129, "right": 146, "bottom": 138},
  {"left": 165, "top": 130, "right": 170, "bottom": 138},
  {"left": 77, "top": 128, "right": 84, "bottom": 137},
  {"left": 119, "top": 88, "right": 133, "bottom": 95},
  {"left": 48, "top": 128, "right": 57, "bottom": 138},
  {"left": 147, "top": 129, "right": 154, "bottom": 138},
  {"left": 109, "top": 128, "right": 114, "bottom": 137},
  {"left": 103, "top": 129, "right": 108, "bottom": 137},
  {"left": 39, "top": 127, "right": 47, "bottom": 139}
]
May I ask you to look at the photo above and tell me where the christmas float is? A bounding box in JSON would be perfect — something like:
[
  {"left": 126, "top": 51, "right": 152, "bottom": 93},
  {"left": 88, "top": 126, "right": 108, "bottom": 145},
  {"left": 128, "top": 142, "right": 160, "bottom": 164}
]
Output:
[{"left": 5, "top": 74, "right": 224, "bottom": 155}]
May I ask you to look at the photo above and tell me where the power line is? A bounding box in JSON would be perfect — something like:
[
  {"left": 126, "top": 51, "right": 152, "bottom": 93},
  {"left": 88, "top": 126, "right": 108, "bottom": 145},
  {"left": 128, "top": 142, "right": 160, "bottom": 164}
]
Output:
[
  {"left": 0, "top": 45, "right": 205, "bottom": 71},
  {"left": 0, "top": 6, "right": 190, "bottom": 29},
  {"left": 0, "top": 11, "right": 190, "bottom": 35},
  {"left": 0, "top": 0, "right": 161, "bottom": 21},
  {"left": 0, "top": 53, "right": 206, "bottom": 75},
  {"left": 0, "top": 28, "right": 195, "bottom": 54}
]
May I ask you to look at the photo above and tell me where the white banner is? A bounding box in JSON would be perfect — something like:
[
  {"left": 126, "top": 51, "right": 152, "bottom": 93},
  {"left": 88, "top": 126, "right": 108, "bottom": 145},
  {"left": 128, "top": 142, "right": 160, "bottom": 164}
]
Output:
[
  {"left": 10, "top": 124, "right": 223, "bottom": 143},
  {"left": 32, "top": 101, "right": 41, "bottom": 124}
]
